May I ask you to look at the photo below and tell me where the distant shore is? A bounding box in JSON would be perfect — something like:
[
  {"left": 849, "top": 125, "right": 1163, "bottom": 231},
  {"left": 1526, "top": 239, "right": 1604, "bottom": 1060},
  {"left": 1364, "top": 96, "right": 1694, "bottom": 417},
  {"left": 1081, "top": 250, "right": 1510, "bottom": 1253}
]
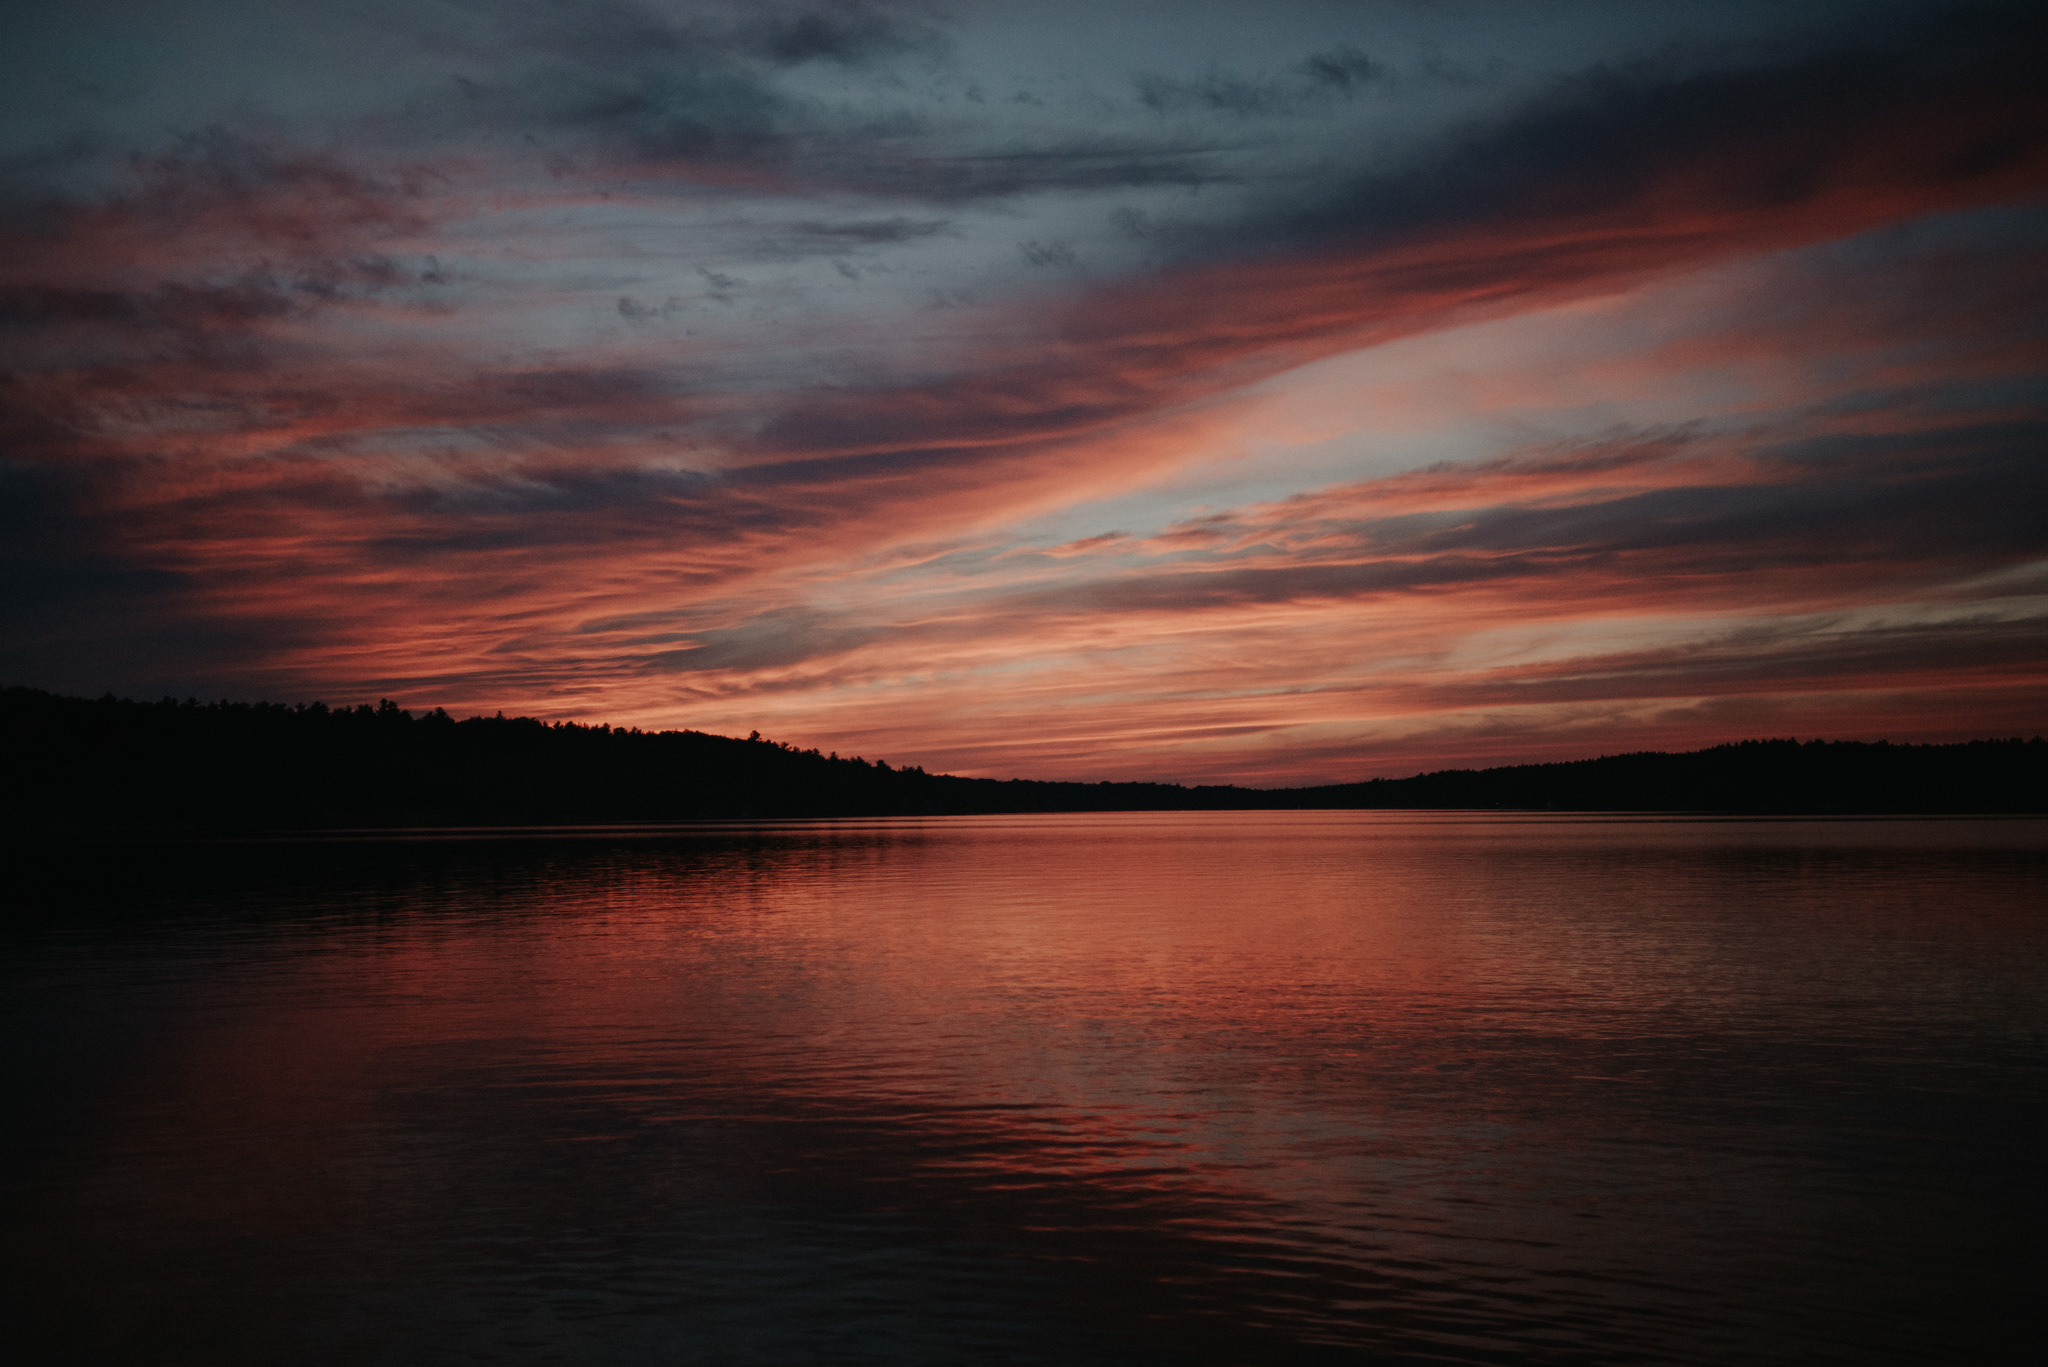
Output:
[{"left": 5, "top": 686, "right": 2043, "bottom": 831}]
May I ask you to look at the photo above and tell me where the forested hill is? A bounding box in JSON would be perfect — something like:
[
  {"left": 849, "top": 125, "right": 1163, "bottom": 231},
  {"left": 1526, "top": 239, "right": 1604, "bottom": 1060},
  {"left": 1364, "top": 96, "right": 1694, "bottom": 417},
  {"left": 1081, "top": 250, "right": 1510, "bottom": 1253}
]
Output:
[
  {"left": 3, "top": 686, "right": 2043, "bottom": 830},
  {"left": 1, "top": 687, "right": 1240, "bottom": 828},
  {"left": 1295, "top": 739, "right": 2046, "bottom": 815}
]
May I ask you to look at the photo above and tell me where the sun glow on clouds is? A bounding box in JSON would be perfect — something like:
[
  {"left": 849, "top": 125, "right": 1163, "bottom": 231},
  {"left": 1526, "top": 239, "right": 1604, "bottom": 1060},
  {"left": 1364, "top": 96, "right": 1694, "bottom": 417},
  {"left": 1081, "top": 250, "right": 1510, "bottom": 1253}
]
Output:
[{"left": 3, "top": 1, "right": 2045, "bottom": 782}]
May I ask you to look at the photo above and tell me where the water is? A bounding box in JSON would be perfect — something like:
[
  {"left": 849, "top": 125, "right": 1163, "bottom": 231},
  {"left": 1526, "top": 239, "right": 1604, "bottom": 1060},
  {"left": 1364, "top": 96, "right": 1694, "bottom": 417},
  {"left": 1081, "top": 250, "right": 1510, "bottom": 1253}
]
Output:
[{"left": 4, "top": 812, "right": 2043, "bottom": 1364}]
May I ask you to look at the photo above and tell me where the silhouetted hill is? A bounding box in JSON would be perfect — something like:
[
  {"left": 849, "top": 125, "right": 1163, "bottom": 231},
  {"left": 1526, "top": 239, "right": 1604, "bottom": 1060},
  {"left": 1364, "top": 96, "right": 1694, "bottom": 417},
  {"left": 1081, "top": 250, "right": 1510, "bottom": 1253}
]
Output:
[
  {"left": 1285, "top": 738, "right": 2046, "bottom": 815},
  {"left": 3, "top": 686, "right": 2042, "bottom": 831}
]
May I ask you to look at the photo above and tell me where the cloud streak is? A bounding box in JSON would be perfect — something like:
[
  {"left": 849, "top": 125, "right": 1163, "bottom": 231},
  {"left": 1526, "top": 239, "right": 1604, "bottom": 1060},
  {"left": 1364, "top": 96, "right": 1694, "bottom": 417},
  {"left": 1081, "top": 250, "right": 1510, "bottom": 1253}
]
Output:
[{"left": 2, "top": 1, "right": 2044, "bottom": 779}]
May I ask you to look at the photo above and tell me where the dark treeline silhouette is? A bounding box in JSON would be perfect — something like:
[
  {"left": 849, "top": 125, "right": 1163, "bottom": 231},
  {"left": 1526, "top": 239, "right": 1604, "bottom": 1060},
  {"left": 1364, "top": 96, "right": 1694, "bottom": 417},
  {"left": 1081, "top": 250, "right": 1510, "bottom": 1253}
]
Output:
[{"left": 3, "top": 686, "right": 2042, "bottom": 831}]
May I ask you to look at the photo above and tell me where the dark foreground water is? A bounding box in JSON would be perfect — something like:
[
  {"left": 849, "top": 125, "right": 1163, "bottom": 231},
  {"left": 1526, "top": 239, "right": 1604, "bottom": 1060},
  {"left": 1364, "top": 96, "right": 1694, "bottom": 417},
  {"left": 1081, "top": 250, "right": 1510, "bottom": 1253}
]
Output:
[{"left": 4, "top": 813, "right": 2044, "bottom": 1365}]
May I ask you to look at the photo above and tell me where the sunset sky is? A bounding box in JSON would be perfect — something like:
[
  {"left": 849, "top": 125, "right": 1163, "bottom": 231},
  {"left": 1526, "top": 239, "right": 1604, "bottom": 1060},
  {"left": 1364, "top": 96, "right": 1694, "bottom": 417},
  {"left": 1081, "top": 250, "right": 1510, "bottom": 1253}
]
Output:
[{"left": 4, "top": 0, "right": 2045, "bottom": 783}]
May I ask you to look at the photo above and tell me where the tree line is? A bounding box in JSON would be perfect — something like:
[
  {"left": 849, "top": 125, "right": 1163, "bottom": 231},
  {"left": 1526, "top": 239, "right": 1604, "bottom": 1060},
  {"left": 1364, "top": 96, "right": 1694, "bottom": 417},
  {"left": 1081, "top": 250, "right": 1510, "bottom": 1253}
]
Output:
[{"left": 3, "top": 686, "right": 2041, "bottom": 831}]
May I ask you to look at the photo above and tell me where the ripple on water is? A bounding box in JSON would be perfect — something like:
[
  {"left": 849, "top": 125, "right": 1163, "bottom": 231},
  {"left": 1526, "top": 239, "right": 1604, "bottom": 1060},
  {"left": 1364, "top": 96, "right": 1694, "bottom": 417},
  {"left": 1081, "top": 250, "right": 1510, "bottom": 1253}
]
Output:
[{"left": 3, "top": 812, "right": 2044, "bottom": 1364}]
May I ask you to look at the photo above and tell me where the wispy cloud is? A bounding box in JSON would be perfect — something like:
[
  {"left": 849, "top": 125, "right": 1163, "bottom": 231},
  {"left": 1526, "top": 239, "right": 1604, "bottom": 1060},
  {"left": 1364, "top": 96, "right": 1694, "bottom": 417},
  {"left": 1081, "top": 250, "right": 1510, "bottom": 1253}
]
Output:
[{"left": 2, "top": 1, "right": 2043, "bottom": 777}]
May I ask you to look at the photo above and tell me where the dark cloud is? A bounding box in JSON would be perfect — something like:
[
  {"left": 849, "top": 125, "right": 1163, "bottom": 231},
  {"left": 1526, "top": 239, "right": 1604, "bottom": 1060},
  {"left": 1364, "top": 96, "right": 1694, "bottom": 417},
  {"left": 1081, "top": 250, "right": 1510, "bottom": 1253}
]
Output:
[
  {"left": 0, "top": 10, "right": 1206, "bottom": 217},
  {"left": 0, "top": 131, "right": 448, "bottom": 393},
  {"left": 785, "top": 216, "right": 949, "bottom": 243},
  {"left": 395, "top": 1, "right": 949, "bottom": 177},
  {"left": 1297, "top": 45, "right": 1384, "bottom": 93},
  {"left": 1135, "top": 44, "right": 1384, "bottom": 117},
  {"left": 124, "top": 127, "right": 436, "bottom": 241},
  {"left": 1020, "top": 416, "right": 2048, "bottom": 620},
  {"left": 0, "top": 125, "right": 428, "bottom": 241},
  {"left": 644, "top": 607, "right": 875, "bottom": 673},
  {"left": 540, "top": 64, "right": 789, "bottom": 161},
  {"left": 420, "top": 9, "right": 1242, "bottom": 206},
  {"left": 512, "top": 0, "right": 940, "bottom": 72},
  {"left": 1135, "top": 69, "right": 1297, "bottom": 118},
  {"left": 737, "top": 4, "right": 942, "bottom": 68},
  {"left": 0, "top": 258, "right": 439, "bottom": 344},
  {"left": 617, "top": 293, "right": 685, "bottom": 320},
  {"left": 804, "top": 141, "right": 1239, "bottom": 203},
  {"left": 1019, "top": 238, "right": 1076, "bottom": 268},
  {"left": 368, "top": 465, "right": 812, "bottom": 552},
  {"left": 489, "top": 365, "right": 680, "bottom": 412},
  {"left": 1233, "top": 6, "right": 2048, "bottom": 258},
  {"left": 740, "top": 360, "right": 1151, "bottom": 470}
]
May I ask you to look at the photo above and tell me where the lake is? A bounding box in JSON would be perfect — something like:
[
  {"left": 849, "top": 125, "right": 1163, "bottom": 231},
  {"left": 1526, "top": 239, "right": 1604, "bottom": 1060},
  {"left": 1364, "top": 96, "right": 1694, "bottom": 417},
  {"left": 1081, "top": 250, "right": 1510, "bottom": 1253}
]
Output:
[{"left": 4, "top": 812, "right": 2043, "bottom": 1364}]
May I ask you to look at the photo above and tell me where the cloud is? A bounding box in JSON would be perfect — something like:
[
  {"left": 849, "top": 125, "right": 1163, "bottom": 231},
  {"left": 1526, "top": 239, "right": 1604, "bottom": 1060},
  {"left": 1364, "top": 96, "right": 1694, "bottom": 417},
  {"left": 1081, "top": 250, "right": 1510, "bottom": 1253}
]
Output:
[
  {"left": 736, "top": 3, "right": 943, "bottom": 68},
  {"left": 1361, "top": 27, "right": 2024, "bottom": 265},
  {"left": 1085, "top": 414, "right": 2048, "bottom": 612},
  {"left": 645, "top": 606, "right": 876, "bottom": 673},
  {"left": 0, "top": 2, "right": 2042, "bottom": 774},
  {"left": 1134, "top": 44, "right": 1385, "bottom": 117},
  {"left": 785, "top": 215, "right": 949, "bottom": 243},
  {"left": 505, "top": 0, "right": 942, "bottom": 72},
  {"left": 1297, "top": 45, "right": 1384, "bottom": 94}
]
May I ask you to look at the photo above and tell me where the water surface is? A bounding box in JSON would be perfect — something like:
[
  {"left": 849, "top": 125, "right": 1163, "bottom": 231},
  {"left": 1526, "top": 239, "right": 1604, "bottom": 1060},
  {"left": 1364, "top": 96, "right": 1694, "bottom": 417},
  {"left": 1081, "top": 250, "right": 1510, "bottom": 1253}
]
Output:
[{"left": 5, "top": 813, "right": 2044, "bottom": 1363}]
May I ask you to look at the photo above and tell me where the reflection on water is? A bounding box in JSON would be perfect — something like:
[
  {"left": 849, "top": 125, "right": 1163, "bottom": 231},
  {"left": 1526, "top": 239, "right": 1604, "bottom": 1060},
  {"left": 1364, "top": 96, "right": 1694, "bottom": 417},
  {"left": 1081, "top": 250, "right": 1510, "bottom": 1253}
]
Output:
[{"left": 4, "top": 813, "right": 2044, "bottom": 1364}]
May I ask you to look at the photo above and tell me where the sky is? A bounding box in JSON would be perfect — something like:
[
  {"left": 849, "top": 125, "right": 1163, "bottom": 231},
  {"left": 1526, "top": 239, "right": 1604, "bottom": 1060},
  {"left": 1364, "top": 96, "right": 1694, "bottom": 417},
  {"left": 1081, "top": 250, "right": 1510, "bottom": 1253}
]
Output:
[{"left": 3, "top": 0, "right": 2045, "bottom": 784}]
